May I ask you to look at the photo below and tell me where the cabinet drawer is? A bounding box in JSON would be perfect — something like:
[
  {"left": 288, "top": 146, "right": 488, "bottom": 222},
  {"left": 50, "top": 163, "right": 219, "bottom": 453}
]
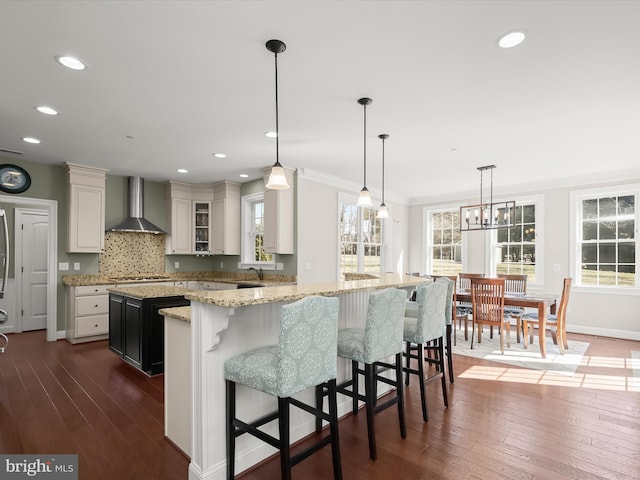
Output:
[
  {"left": 76, "top": 285, "right": 113, "bottom": 296},
  {"left": 76, "top": 314, "right": 109, "bottom": 337},
  {"left": 76, "top": 295, "right": 110, "bottom": 316}
]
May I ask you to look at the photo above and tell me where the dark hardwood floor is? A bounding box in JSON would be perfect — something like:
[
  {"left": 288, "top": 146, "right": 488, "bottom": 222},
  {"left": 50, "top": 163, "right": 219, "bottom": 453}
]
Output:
[{"left": 1, "top": 331, "right": 638, "bottom": 480}]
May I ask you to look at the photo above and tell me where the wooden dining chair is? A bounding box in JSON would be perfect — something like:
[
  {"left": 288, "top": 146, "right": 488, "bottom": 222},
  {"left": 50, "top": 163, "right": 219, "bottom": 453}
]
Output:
[
  {"left": 470, "top": 277, "right": 510, "bottom": 354},
  {"left": 457, "top": 273, "right": 485, "bottom": 340},
  {"left": 522, "top": 277, "right": 572, "bottom": 351},
  {"left": 497, "top": 273, "right": 528, "bottom": 343}
]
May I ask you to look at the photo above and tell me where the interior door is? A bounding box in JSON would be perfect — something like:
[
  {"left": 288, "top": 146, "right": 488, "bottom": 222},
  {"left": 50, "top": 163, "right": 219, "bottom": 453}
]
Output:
[{"left": 19, "top": 209, "right": 49, "bottom": 331}]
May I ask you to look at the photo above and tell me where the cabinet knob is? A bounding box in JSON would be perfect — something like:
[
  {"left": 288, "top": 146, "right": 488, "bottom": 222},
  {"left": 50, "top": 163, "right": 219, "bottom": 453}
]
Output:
[
  {"left": 94, "top": 324, "right": 98, "bottom": 327},
  {"left": 94, "top": 304, "right": 98, "bottom": 308}
]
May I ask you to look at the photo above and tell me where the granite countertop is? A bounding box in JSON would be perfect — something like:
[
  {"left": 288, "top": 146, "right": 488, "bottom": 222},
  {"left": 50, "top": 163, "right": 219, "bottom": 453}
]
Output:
[
  {"left": 108, "top": 285, "right": 192, "bottom": 300},
  {"left": 185, "top": 273, "right": 428, "bottom": 308},
  {"left": 62, "top": 272, "right": 296, "bottom": 287},
  {"left": 159, "top": 306, "right": 191, "bottom": 323}
]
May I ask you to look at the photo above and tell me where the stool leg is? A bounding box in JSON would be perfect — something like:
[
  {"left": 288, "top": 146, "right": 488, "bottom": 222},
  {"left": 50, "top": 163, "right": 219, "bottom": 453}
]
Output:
[
  {"left": 351, "top": 360, "right": 359, "bottom": 415},
  {"left": 327, "top": 379, "right": 343, "bottom": 480},
  {"left": 416, "top": 343, "right": 428, "bottom": 422},
  {"left": 446, "top": 324, "right": 454, "bottom": 384},
  {"left": 315, "top": 384, "right": 324, "bottom": 433},
  {"left": 225, "top": 380, "right": 236, "bottom": 480},
  {"left": 395, "top": 352, "right": 407, "bottom": 438},
  {"left": 364, "top": 363, "right": 377, "bottom": 460},
  {"left": 404, "top": 342, "right": 411, "bottom": 386},
  {"left": 278, "top": 397, "right": 292, "bottom": 480},
  {"left": 438, "top": 338, "right": 449, "bottom": 407}
]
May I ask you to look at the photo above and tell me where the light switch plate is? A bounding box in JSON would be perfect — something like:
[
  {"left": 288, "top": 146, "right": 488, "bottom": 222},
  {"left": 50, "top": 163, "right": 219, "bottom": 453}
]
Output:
[
  {"left": 73, "top": 262, "right": 80, "bottom": 270},
  {"left": 174, "top": 261, "right": 180, "bottom": 269},
  {"left": 59, "top": 262, "right": 69, "bottom": 271}
]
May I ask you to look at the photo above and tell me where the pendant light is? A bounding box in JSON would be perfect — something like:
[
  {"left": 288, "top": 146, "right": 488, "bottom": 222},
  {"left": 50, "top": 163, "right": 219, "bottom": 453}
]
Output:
[
  {"left": 356, "top": 97, "right": 373, "bottom": 207},
  {"left": 376, "top": 134, "right": 389, "bottom": 219},
  {"left": 265, "top": 39, "right": 289, "bottom": 190}
]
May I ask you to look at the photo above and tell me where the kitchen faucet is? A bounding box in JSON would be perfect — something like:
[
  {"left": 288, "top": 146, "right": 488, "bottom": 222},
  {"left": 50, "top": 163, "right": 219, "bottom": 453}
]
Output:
[{"left": 247, "top": 267, "right": 264, "bottom": 281}]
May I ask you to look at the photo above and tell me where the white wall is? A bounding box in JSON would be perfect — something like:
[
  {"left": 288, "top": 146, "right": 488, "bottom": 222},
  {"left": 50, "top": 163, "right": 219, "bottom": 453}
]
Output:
[
  {"left": 411, "top": 178, "right": 640, "bottom": 341},
  {"left": 296, "top": 177, "right": 340, "bottom": 284},
  {"left": 296, "top": 171, "right": 409, "bottom": 284}
]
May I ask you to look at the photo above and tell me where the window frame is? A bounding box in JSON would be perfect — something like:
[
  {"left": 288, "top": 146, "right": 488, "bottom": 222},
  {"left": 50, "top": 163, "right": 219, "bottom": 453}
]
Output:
[
  {"left": 489, "top": 195, "right": 544, "bottom": 287},
  {"left": 570, "top": 184, "right": 639, "bottom": 294},
  {"left": 338, "top": 192, "right": 386, "bottom": 278},
  {"left": 239, "top": 192, "right": 276, "bottom": 270},
  {"left": 424, "top": 205, "right": 466, "bottom": 276}
]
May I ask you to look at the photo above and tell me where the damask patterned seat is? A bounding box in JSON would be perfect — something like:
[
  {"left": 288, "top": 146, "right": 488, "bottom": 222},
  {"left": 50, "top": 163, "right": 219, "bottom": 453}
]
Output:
[
  {"left": 323, "top": 287, "right": 407, "bottom": 461},
  {"left": 225, "top": 296, "right": 342, "bottom": 480},
  {"left": 403, "top": 281, "right": 449, "bottom": 422}
]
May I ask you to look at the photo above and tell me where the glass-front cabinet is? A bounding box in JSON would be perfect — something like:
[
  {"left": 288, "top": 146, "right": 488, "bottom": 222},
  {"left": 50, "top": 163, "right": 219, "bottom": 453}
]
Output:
[{"left": 194, "top": 201, "right": 212, "bottom": 254}]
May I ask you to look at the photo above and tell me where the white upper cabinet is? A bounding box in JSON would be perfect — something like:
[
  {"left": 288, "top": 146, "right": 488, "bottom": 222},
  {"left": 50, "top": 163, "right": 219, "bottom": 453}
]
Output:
[
  {"left": 262, "top": 167, "right": 294, "bottom": 254},
  {"left": 165, "top": 181, "right": 214, "bottom": 255},
  {"left": 212, "top": 181, "right": 240, "bottom": 255},
  {"left": 66, "top": 163, "right": 109, "bottom": 253}
]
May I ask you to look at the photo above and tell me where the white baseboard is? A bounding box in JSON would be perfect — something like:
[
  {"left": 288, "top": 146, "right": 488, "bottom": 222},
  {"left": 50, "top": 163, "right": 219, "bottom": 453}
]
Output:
[
  {"left": 57, "top": 329, "right": 67, "bottom": 340},
  {"left": 567, "top": 324, "right": 640, "bottom": 341}
]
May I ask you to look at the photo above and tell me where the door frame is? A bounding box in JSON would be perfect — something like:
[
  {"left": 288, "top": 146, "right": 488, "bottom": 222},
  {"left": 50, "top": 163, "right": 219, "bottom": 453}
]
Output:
[
  {"left": 0, "top": 195, "right": 57, "bottom": 342},
  {"left": 15, "top": 207, "right": 49, "bottom": 333}
]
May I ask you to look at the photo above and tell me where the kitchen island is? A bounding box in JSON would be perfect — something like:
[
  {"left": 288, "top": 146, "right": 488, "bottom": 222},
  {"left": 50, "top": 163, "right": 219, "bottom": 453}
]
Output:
[
  {"left": 108, "top": 285, "right": 191, "bottom": 375},
  {"left": 171, "top": 273, "right": 427, "bottom": 480}
]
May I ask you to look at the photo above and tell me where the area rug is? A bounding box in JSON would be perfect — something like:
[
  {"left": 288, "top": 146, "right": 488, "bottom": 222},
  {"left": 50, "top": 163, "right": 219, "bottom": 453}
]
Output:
[{"left": 452, "top": 330, "right": 590, "bottom": 376}]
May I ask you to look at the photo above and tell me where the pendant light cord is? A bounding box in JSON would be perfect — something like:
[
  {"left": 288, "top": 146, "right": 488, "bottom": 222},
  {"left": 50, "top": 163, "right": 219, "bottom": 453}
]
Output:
[
  {"left": 274, "top": 51, "right": 280, "bottom": 167},
  {"left": 381, "top": 136, "right": 385, "bottom": 204},
  {"left": 363, "top": 102, "right": 367, "bottom": 187}
]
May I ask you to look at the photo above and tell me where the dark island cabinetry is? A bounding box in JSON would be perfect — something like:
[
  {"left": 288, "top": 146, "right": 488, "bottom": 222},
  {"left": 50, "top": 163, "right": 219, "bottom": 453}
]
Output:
[{"left": 109, "top": 292, "right": 189, "bottom": 376}]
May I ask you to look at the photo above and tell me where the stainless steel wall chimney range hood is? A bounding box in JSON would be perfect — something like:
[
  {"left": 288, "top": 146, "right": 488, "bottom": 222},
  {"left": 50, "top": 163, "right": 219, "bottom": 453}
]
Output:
[{"left": 106, "top": 176, "right": 166, "bottom": 234}]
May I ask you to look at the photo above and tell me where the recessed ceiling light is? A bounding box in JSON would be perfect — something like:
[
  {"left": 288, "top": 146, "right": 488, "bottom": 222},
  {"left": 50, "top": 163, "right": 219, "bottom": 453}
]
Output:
[
  {"left": 56, "top": 55, "right": 86, "bottom": 70},
  {"left": 213, "top": 153, "right": 226, "bottom": 158},
  {"left": 35, "top": 106, "right": 58, "bottom": 115},
  {"left": 239, "top": 174, "right": 249, "bottom": 178},
  {"left": 177, "top": 169, "right": 188, "bottom": 174},
  {"left": 498, "top": 31, "right": 526, "bottom": 48},
  {"left": 22, "top": 137, "right": 41, "bottom": 144},
  {"left": 264, "top": 131, "right": 278, "bottom": 138}
]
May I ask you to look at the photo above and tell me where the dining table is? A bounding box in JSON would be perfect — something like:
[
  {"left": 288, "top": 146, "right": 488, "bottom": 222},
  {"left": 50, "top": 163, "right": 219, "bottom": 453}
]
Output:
[{"left": 455, "top": 290, "right": 558, "bottom": 358}]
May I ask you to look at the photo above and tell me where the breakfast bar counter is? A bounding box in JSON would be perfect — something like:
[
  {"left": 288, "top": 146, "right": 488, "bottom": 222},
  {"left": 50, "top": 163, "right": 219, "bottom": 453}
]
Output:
[{"left": 176, "top": 273, "right": 427, "bottom": 480}]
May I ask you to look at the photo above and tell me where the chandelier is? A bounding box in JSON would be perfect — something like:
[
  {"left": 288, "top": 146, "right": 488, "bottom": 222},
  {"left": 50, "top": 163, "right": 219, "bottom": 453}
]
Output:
[{"left": 459, "top": 165, "right": 515, "bottom": 231}]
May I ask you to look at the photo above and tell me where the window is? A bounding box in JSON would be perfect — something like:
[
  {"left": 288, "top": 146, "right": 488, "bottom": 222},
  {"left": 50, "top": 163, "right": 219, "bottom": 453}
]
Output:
[
  {"left": 241, "top": 193, "right": 275, "bottom": 267},
  {"left": 427, "top": 209, "right": 462, "bottom": 276},
  {"left": 496, "top": 203, "right": 537, "bottom": 281},
  {"left": 339, "top": 200, "right": 382, "bottom": 275},
  {"left": 575, "top": 192, "right": 636, "bottom": 287}
]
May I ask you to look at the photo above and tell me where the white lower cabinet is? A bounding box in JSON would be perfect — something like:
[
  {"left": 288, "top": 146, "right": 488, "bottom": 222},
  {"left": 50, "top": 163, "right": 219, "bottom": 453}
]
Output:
[{"left": 67, "top": 285, "right": 113, "bottom": 343}]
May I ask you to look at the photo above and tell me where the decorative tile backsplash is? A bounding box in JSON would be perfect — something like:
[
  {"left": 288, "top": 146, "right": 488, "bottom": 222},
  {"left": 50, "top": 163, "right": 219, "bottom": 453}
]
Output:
[{"left": 99, "top": 232, "right": 165, "bottom": 275}]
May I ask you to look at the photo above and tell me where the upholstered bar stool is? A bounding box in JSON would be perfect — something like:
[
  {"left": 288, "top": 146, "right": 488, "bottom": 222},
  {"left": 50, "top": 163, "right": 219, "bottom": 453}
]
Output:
[
  {"left": 225, "top": 296, "right": 342, "bottom": 480},
  {"left": 435, "top": 277, "right": 455, "bottom": 383},
  {"left": 403, "top": 281, "right": 449, "bottom": 422},
  {"left": 405, "top": 277, "right": 455, "bottom": 384},
  {"left": 321, "top": 288, "right": 407, "bottom": 461}
]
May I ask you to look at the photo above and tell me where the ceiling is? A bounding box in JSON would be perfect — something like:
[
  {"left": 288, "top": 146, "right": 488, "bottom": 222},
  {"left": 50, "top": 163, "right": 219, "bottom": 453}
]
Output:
[{"left": 1, "top": 1, "right": 640, "bottom": 205}]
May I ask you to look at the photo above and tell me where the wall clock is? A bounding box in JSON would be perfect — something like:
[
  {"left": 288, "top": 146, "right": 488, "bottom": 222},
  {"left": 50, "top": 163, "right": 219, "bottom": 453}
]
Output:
[{"left": 0, "top": 164, "right": 31, "bottom": 194}]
